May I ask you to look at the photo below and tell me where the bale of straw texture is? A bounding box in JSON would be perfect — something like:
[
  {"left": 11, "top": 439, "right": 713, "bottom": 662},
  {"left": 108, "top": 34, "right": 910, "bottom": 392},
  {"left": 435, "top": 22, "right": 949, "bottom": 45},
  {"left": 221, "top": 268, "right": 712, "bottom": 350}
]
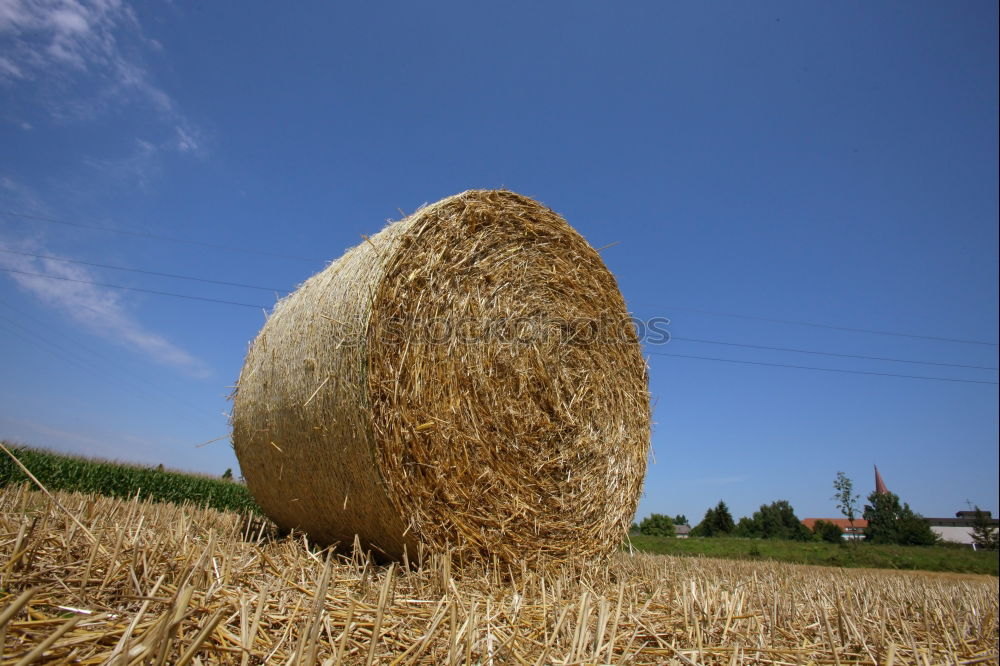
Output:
[{"left": 231, "top": 190, "right": 650, "bottom": 561}]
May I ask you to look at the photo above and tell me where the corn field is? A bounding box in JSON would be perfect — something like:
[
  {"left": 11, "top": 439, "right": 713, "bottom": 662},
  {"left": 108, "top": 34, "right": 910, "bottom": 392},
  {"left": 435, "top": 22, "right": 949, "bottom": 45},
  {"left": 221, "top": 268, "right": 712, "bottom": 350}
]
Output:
[{"left": 0, "top": 445, "right": 258, "bottom": 516}]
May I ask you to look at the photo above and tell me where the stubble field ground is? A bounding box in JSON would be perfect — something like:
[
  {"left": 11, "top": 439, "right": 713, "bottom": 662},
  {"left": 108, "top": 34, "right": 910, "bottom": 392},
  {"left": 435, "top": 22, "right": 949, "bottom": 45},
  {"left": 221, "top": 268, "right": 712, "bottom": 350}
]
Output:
[
  {"left": 5, "top": 445, "right": 997, "bottom": 578},
  {"left": 0, "top": 484, "right": 997, "bottom": 664}
]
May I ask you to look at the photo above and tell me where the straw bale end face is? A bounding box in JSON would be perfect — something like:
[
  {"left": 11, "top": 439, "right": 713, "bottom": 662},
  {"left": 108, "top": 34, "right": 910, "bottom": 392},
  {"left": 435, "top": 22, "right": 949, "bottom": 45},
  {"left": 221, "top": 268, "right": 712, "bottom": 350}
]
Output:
[{"left": 232, "top": 190, "right": 651, "bottom": 562}]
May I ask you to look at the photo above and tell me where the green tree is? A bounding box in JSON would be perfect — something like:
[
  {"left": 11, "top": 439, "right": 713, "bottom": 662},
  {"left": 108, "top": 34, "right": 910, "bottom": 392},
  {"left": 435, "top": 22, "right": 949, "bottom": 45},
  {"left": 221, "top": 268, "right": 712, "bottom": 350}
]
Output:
[
  {"left": 969, "top": 507, "right": 997, "bottom": 550},
  {"left": 639, "top": 513, "right": 676, "bottom": 537},
  {"left": 734, "top": 516, "right": 757, "bottom": 537},
  {"left": 811, "top": 519, "right": 844, "bottom": 543},
  {"left": 673, "top": 514, "right": 688, "bottom": 526},
  {"left": 735, "top": 500, "right": 812, "bottom": 541},
  {"left": 712, "top": 501, "right": 735, "bottom": 534},
  {"left": 832, "top": 471, "right": 859, "bottom": 535},
  {"left": 863, "top": 491, "right": 937, "bottom": 545},
  {"left": 689, "top": 511, "right": 711, "bottom": 537},
  {"left": 692, "top": 501, "right": 735, "bottom": 537}
]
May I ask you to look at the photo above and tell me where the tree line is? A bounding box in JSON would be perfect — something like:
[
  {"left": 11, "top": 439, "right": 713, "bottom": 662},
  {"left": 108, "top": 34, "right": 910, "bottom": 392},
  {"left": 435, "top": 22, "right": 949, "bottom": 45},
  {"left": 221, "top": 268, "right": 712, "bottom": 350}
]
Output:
[
  {"left": 634, "top": 500, "right": 823, "bottom": 541},
  {"left": 633, "top": 472, "right": 998, "bottom": 548}
]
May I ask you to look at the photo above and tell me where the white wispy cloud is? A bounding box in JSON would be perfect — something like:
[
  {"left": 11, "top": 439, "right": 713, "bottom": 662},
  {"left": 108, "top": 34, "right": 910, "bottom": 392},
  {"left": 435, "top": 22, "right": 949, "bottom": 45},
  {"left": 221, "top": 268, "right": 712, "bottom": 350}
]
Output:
[
  {"left": 0, "top": 174, "right": 45, "bottom": 210},
  {"left": 1, "top": 0, "right": 135, "bottom": 83},
  {"left": 0, "top": 0, "right": 202, "bottom": 154},
  {"left": 0, "top": 54, "right": 23, "bottom": 78},
  {"left": 0, "top": 234, "right": 211, "bottom": 378},
  {"left": 81, "top": 137, "right": 161, "bottom": 190},
  {"left": 0, "top": 5, "right": 210, "bottom": 377}
]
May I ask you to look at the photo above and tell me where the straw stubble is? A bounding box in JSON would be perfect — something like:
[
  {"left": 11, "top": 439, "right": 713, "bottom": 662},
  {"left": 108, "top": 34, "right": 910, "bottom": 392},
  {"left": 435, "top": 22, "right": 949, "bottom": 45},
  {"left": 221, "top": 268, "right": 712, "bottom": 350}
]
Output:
[{"left": 1, "top": 486, "right": 996, "bottom": 664}]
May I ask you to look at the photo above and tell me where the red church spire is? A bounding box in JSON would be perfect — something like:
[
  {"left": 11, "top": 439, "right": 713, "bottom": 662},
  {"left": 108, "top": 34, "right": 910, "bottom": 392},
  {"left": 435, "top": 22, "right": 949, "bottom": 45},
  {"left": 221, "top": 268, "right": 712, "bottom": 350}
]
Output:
[{"left": 874, "top": 465, "right": 889, "bottom": 495}]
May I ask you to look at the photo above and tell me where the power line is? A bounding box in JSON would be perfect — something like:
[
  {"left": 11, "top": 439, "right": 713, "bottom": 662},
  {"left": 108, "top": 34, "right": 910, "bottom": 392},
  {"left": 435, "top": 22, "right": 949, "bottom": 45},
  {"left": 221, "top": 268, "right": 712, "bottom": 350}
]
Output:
[
  {"left": 2, "top": 263, "right": 996, "bottom": 385},
  {"left": 0, "top": 318, "right": 107, "bottom": 378},
  {"left": 0, "top": 267, "right": 268, "bottom": 309},
  {"left": 4, "top": 220, "right": 997, "bottom": 368},
  {"left": 0, "top": 316, "right": 190, "bottom": 409},
  {"left": 670, "top": 336, "right": 999, "bottom": 371},
  {"left": 5, "top": 262, "right": 995, "bottom": 374},
  {"left": 0, "top": 315, "right": 166, "bottom": 405},
  {"left": 5, "top": 208, "right": 995, "bottom": 349},
  {"left": 0, "top": 209, "right": 324, "bottom": 262},
  {"left": 0, "top": 299, "right": 210, "bottom": 416},
  {"left": 646, "top": 305, "right": 998, "bottom": 347},
  {"left": 0, "top": 317, "right": 220, "bottom": 420},
  {"left": 0, "top": 247, "right": 289, "bottom": 293},
  {"left": 647, "top": 350, "right": 999, "bottom": 385}
]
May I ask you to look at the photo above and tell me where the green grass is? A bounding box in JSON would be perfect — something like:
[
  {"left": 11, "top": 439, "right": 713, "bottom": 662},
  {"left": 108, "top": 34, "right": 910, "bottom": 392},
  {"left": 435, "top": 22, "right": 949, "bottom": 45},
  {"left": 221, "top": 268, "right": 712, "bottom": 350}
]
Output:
[
  {"left": 628, "top": 534, "right": 998, "bottom": 576},
  {"left": 0, "top": 443, "right": 261, "bottom": 515}
]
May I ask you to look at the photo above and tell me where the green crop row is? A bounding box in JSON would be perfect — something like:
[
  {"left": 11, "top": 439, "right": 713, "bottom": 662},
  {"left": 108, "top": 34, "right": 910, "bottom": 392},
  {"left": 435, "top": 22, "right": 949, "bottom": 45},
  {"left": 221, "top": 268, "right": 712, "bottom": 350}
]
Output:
[
  {"left": 628, "top": 534, "right": 999, "bottom": 576},
  {"left": 0, "top": 443, "right": 261, "bottom": 515}
]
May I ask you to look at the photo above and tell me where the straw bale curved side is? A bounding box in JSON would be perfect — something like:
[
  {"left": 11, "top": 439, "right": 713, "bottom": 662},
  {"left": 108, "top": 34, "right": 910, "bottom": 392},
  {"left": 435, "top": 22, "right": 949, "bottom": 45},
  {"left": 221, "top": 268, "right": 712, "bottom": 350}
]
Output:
[{"left": 231, "top": 190, "right": 650, "bottom": 561}]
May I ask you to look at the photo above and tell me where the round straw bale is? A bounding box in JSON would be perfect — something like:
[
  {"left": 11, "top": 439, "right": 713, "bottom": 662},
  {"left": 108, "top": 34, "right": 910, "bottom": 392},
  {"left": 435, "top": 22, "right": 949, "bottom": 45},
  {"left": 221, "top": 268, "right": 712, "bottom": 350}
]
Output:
[{"left": 231, "top": 190, "right": 650, "bottom": 561}]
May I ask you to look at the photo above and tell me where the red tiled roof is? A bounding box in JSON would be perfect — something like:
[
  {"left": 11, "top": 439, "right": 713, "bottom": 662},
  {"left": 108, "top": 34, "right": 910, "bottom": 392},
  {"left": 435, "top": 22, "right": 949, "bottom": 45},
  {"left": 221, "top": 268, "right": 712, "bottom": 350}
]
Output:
[{"left": 801, "top": 518, "right": 868, "bottom": 531}]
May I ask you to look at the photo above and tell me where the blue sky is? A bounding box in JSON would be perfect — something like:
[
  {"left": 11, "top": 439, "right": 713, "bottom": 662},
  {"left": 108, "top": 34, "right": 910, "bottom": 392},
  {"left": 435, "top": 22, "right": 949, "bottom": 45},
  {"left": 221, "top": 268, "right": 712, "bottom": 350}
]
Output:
[{"left": 1, "top": 1, "right": 997, "bottom": 524}]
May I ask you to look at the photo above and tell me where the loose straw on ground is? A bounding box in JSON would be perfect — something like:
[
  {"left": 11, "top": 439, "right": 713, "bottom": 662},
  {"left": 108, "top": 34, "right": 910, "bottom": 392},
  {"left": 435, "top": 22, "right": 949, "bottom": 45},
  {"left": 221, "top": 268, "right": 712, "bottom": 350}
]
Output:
[{"left": 0, "top": 485, "right": 996, "bottom": 664}]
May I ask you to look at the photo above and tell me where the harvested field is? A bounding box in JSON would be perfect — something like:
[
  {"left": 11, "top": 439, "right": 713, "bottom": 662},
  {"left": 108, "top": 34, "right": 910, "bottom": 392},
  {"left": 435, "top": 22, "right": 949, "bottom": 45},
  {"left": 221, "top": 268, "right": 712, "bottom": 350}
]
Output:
[{"left": 1, "top": 485, "right": 997, "bottom": 665}]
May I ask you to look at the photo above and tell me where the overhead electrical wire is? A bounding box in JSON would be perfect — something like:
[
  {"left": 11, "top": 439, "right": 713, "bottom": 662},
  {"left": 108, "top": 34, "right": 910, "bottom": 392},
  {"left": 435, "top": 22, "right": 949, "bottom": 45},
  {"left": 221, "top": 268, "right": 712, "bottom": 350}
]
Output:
[
  {"left": 1, "top": 264, "right": 995, "bottom": 386},
  {"left": 0, "top": 318, "right": 110, "bottom": 380},
  {"left": 0, "top": 248, "right": 289, "bottom": 293},
  {"left": 669, "top": 336, "right": 998, "bottom": 371},
  {"left": 0, "top": 267, "right": 268, "bottom": 310},
  {"left": 5, "top": 207, "right": 996, "bottom": 347},
  {"left": 647, "top": 350, "right": 999, "bottom": 385},
  {"left": 0, "top": 315, "right": 201, "bottom": 411},
  {"left": 0, "top": 318, "right": 219, "bottom": 422},
  {"left": 645, "top": 304, "right": 998, "bottom": 347},
  {"left": 0, "top": 299, "right": 209, "bottom": 416},
  {"left": 2, "top": 248, "right": 995, "bottom": 369},
  {"left": 0, "top": 209, "right": 325, "bottom": 262},
  {"left": 2, "top": 207, "right": 996, "bottom": 368}
]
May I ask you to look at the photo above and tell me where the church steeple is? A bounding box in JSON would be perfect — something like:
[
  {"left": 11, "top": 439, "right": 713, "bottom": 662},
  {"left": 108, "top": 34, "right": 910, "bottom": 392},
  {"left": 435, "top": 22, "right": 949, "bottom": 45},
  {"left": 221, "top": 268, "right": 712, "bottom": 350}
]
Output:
[{"left": 874, "top": 465, "right": 889, "bottom": 495}]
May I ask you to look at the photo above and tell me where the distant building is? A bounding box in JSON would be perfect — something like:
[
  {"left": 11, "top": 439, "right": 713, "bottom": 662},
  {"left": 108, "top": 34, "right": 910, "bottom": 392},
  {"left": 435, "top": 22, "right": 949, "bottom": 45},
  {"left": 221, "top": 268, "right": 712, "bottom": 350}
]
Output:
[
  {"left": 628, "top": 523, "right": 692, "bottom": 538},
  {"left": 803, "top": 466, "right": 999, "bottom": 546},
  {"left": 802, "top": 465, "right": 885, "bottom": 540},
  {"left": 801, "top": 518, "right": 867, "bottom": 540},
  {"left": 925, "top": 511, "right": 999, "bottom": 546},
  {"left": 869, "top": 465, "right": 1000, "bottom": 546}
]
